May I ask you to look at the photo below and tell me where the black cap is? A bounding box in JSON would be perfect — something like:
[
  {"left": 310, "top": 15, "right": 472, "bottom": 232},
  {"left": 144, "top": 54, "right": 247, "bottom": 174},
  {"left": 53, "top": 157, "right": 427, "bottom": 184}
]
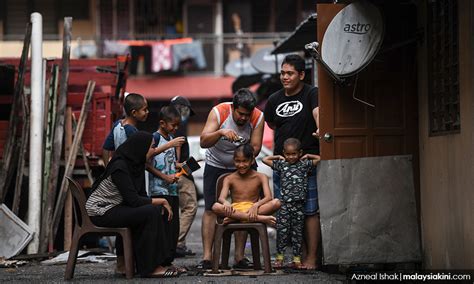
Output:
[{"left": 170, "top": 96, "right": 195, "bottom": 116}]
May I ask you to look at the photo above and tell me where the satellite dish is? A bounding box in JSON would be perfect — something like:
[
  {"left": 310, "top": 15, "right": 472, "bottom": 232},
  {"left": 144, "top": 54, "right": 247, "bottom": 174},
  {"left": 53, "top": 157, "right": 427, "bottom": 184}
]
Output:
[
  {"left": 321, "top": 0, "right": 384, "bottom": 77},
  {"left": 225, "top": 58, "right": 259, "bottom": 77},
  {"left": 250, "top": 47, "right": 285, "bottom": 74},
  {"left": 304, "top": 1, "right": 383, "bottom": 107}
]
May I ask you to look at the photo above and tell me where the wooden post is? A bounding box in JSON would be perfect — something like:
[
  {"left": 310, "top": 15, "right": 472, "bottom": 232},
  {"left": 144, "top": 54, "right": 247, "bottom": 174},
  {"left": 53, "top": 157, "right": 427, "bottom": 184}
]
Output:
[
  {"left": 0, "top": 23, "right": 31, "bottom": 203},
  {"left": 50, "top": 80, "right": 95, "bottom": 246},
  {"left": 45, "top": 17, "right": 72, "bottom": 252},
  {"left": 11, "top": 23, "right": 33, "bottom": 214},
  {"left": 63, "top": 107, "right": 73, "bottom": 251}
]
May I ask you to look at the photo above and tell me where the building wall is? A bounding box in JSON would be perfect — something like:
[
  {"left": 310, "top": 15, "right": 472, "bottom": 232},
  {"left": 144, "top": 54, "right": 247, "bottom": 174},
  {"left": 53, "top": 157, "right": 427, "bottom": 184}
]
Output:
[
  {"left": 0, "top": 40, "right": 96, "bottom": 58},
  {"left": 418, "top": 0, "right": 474, "bottom": 269}
]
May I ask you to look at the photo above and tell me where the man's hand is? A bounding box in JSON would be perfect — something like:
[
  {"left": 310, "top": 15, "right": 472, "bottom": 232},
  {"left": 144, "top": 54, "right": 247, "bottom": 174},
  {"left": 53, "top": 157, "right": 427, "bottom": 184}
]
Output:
[
  {"left": 248, "top": 204, "right": 259, "bottom": 222},
  {"left": 223, "top": 201, "right": 234, "bottom": 217},
  {"left": 312, "top": 128, "right": 320, "bottom": 139},
  {"left": 219, "top": 129, "right": 239, "bottom": 142}
]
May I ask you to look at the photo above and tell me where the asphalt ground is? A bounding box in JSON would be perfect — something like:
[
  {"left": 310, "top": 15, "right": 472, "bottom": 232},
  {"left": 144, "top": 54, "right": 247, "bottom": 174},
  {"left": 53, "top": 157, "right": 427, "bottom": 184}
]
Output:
[{"left": 0, "top": 207, "right": 346, "bottom": 283}]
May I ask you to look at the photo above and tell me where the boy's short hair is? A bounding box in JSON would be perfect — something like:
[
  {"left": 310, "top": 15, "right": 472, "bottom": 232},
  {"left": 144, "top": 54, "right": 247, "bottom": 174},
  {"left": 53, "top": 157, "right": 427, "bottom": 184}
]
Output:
[
  {"left": 283, "top": 137, "right": 302, "bottom": 151},
  {"left": 158, "top": 105, "right": 181, "bottom": 122},
  {"left": 233, "top": 88, "right": 256, "bottom": 111},
  {"left": 124, "top": 93, "right": 146, "bottom": 115},
  {"left": 281, "top": 54, "right": 305, "bottom": 73},
  {"left": 234, "top": 144, "right": 254, "bottom": 160}
]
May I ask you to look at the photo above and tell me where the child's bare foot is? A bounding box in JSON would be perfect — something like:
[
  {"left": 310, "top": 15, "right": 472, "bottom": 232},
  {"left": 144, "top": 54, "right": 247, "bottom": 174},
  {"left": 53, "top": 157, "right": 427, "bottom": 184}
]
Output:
[
  {"left": 223, "top": 217, "right": 238, "bottom": 225},
  {"left": 257, "top": 215, "right": 276, "bottom": 226}
]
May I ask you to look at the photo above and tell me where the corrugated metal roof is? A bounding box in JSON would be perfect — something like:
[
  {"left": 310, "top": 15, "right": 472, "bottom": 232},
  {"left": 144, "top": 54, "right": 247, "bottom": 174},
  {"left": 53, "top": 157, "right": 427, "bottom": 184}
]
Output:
[{"left": 271, "top": 13, "right": 317, "bottom": 54}]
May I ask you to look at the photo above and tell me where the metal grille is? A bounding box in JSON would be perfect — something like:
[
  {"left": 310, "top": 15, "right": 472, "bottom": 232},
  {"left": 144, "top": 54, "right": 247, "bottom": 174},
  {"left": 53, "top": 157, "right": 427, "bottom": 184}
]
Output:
[{"left": 427, "top": 0, "right": 460, "bottom": 135}]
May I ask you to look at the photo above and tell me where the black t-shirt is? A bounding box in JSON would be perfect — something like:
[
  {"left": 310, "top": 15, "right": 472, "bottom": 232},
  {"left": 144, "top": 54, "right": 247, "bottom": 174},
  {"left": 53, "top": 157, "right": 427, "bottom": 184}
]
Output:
[{"left": 264, "top": 84, "right": 319, "bottom": 155}]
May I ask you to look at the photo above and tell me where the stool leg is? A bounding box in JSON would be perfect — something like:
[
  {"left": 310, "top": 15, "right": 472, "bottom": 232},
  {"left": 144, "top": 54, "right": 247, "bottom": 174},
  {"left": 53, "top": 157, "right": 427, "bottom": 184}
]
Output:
[
  {"left": 212, "top": 225, "right": 224, "bottom": 273},
  {"left": 121, "top": 231, "right": 134, "bottom": 279},
  {"left": 258, "top": 226, "right": 272, "bottom": 273},
  {"left": 64, "top": 230, "right": 81, "bottom": 280},
  {"left": 250, "top": 230, "right": 261, "bottom": 270},
  {"left": 221, "top": 230, "right": 232, "bottom": 269}
]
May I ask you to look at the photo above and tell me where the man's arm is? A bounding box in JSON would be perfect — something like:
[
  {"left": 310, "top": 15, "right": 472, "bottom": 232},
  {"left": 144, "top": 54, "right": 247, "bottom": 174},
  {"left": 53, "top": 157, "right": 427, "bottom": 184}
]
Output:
[
  {"left": 250, "top": 115, "right": 264, "bottom": 156},
  {"left": 312, "top": 106, "right": 319, "bottom": 138},
  {"left": 200, "top": 110, "right": 239, "bottom": 148}
]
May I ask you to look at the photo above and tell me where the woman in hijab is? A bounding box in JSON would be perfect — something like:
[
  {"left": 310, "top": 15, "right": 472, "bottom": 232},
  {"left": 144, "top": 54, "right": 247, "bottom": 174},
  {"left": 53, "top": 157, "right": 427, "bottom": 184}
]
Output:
[{"left": 86, "top": 131, "right": 178, "bottom": 278}]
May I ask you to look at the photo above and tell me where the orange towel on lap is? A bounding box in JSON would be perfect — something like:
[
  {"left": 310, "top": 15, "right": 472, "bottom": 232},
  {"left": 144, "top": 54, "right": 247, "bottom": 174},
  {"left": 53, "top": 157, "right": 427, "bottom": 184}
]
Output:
[{"left": 231, "top": 202, "right": 254, "bottom": 213}]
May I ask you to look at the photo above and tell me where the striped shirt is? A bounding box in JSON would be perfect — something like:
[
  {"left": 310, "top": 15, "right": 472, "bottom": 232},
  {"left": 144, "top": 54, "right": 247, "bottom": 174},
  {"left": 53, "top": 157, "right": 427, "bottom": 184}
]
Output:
[{"left": 86, "top": 176, "right": 123, "bottom": 216}]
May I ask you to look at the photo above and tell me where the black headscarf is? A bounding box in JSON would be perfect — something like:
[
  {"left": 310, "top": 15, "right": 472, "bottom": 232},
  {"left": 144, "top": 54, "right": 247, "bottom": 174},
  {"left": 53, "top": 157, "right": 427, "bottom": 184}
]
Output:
[{"left": 91, "top": 131, "right": 153, "bottom": 196}]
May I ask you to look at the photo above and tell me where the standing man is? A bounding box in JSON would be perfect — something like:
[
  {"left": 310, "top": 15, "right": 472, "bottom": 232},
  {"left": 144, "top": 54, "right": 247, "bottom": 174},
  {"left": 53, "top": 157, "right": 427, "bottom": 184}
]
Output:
[
  {"left": 198, "top": 88, "right": 264, "bottom": 270},
  {"left": 264, "top": 54, "right": 320, "bottom": 270},
  {"left": 170, "top": 96, "right": 198, "bottom": 257}
]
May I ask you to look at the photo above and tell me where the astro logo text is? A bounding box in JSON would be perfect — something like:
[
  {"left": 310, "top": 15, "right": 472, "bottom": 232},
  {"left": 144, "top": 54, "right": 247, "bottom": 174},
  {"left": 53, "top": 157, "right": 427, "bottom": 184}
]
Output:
[
  {"left": 276, "top": 101, "right": 303, "bottom": 117},
  {"left": 344, "top": 22, "right": 371, "bottom": 34}
]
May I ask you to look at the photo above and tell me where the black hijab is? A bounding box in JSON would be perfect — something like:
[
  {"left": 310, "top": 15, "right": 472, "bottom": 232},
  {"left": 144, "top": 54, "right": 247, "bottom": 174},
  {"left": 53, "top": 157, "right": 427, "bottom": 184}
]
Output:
[{"left": 91, "top": 131, "right": 153, "bottom": 195}]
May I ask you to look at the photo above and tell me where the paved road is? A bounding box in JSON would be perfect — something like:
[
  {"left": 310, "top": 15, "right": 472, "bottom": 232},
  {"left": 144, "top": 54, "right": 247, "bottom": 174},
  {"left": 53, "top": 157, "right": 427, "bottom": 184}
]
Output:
[{"left": 0, "top": 207, "right": 346, "bottom": 283}]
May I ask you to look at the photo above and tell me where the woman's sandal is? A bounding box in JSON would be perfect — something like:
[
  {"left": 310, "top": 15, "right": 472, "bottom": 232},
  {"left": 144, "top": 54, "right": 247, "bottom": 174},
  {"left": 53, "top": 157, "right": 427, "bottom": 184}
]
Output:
[
  {"left": 172, "top": 265, "right": 188, "bottom": 274},
  {"left": 148, "top": 268, "right": 179, "bottom": 278}
]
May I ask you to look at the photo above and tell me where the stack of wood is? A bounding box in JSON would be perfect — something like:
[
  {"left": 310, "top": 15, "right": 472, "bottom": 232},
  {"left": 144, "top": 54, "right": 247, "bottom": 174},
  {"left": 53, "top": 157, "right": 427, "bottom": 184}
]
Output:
[{"left": 0, "top": 18, "right": 127, "bottom": 256}]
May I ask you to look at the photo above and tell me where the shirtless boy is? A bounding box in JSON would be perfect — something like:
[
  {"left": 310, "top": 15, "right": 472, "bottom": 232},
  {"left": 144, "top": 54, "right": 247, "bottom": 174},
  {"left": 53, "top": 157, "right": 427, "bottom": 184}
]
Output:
[{"left": 212, "top": 144, "right": 281, "bottom": 225}]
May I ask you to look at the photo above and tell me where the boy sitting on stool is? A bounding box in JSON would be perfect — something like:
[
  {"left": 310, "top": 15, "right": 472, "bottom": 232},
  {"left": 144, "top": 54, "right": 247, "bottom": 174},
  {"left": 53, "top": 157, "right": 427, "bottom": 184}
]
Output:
[{"left": 212, "top": 144, "right": 280, "bottom": 225}]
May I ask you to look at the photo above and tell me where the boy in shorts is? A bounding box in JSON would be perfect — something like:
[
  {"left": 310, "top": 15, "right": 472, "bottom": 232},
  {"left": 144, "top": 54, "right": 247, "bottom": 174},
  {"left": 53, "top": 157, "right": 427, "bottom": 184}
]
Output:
[{"left": 212, "top": 144, "right": 280, "bottom": 225}]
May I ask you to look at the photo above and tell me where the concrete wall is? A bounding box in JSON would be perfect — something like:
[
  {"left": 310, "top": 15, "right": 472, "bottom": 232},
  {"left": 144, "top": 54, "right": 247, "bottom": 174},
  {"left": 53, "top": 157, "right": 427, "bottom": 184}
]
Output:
[
  {"left": 0, "top": 0, "right": 96, "bottom": 57},
  {"left": 418, "top": 0, "right": 474, "bottom": 269},
  {"left": 0, "top": 40, "right": 96, "bottom": 58}
]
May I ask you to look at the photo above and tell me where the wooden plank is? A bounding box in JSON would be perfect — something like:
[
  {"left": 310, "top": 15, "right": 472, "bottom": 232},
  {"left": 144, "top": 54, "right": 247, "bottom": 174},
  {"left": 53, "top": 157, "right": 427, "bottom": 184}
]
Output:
[
  {"left": 63, "top": 107, "right": 73, "bottom": 251},
  {"left": 68, "top": 72, "right": 117, "bottom": 86},
  {"left": 45, "top": 17, "right": 72, "bottom": 252},
  {"left": 72, "top": 113, "right": 94, "bottom": 185},
  {"left": 8, "top": 24, "right": 32, "bottom": 211},
  {"left": 0, "top": 23, "right": 31, "bottom": 203},
  {"left": 50, "top": 80, "right": 96, "bottom": 247},
  {"left": 38, "top": 65, "right": 59, "bottom": 253}
]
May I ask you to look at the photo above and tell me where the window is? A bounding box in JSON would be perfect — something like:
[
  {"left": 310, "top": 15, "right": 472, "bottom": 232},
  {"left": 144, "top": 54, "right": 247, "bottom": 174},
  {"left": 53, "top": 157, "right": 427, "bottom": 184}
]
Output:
[
  {"left": 3, "top": 0, "right": 58, "bottom": 40},
  {"left": 59, "top": 0, "right": 89, "bottom": 20},
  {"left": 427, "top": 0, "right": 460, "bottom": 135}
]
